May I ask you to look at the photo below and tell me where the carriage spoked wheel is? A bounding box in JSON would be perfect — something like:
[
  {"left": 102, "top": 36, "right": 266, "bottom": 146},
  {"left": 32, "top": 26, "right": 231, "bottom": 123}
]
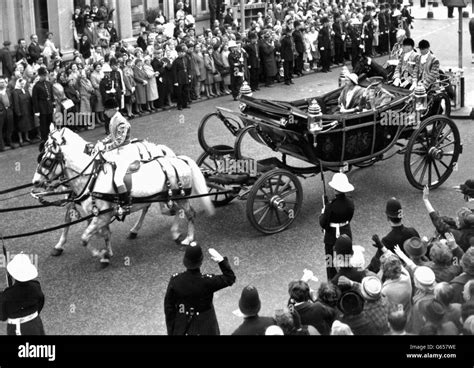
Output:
[
  {"left": 404, "top": 115, "right": 461, "bottom": 190},
  {"left": 198, "top": 112, "right": 244, "bottom": 155},
  {"left": 246, "top": 168, "right": 303, "bottom": 234},
  {"left": 196, "top": 145, "right": 238, "bottom": 206}
]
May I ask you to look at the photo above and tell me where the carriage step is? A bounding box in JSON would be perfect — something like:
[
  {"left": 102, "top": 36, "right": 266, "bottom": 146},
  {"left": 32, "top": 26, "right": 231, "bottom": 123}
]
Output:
[
  {"left": 257, "top": 158, "right": 285, "bottom": 173},
  {"left": 208, "top": 174, "right": 251, "bottom": 185}
]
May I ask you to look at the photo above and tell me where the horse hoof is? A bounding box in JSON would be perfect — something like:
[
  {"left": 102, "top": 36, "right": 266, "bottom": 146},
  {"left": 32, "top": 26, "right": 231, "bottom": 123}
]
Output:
[
  {"left": 128, "top": 232, "right": 138, "bottom": 239},
  {"left": 51, "top": 248, "right": 64, "bottom": 257},
  {"left": 173, "top": 234, "right": 185, "bottom": 245},
  {"left": 181, "top": 239, "right": 192, "bottom": 246},
  {"left": 100, "top": 260, "right": 110, "bottom": 268}
]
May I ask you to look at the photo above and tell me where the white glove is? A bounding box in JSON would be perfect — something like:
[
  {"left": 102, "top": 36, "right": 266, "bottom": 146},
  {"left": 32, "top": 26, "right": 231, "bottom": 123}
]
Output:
[
  {"left": 409, "top": 82, "right": 416, "bottom": 91},
  {"left": 94, "top": 141, "right": 105, "bottom": 154},
  {"left": 393, "top": 78, "right": 401, "bottom": 87},
  {"left": 301, "top": 268, "right": 319, "bottom": 283},
  {"left": 35, "top": 112, "right": 40, "bottom": 117},
  {"left": 208, "top": 248, "right": 224, "bottom": 263}
]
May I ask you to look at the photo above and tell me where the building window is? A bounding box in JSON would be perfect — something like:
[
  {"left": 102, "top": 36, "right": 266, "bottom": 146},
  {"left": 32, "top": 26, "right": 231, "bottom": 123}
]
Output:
[
  {"left": 202, "top": 0, "right": 207, "bottom": 11},
  {"left": 34, "top": 0, "right": 49, "bottom": 44}
]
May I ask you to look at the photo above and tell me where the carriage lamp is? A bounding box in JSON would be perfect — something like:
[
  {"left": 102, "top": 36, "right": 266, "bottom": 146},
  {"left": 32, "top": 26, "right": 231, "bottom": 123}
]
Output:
[
  {"left": 414, "top": 82, "right": 428, "bottom": 112},
  {"left": 338, "top": 66, "right": 349, "bottom": 87},
  {"left": 239, "top": 81, "right": 253, "bottom": 99},
  {"left": 307, "top": 99, "right": 323, "bottom": 147}
]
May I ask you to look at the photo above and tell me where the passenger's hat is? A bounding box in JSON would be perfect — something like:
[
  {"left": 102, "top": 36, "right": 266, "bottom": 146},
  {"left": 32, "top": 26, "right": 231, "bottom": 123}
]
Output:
[
  {"left": 345, "top": 73, "right": 359, "bottom": 85},
  {"left": 360, "top": 276, "right": 382, "bottom": 301},
  {"left": 7, "top": 253, "right": 38, "bottom": 282},
  {"left": 228, "top": 40, "right": 238, "bottom": 49},
  {"left": 420, "top": 299, "right": 446, "bottom": 323},
  {"left": 183, "top": 243, "right": 203, "bottom": 270},
  {"left": 338, "top": 291, "right": 365, "bottom": 316},
  {"left": 386, "top": 197, "right": 402, "bottom": 218},
  {"left": 403, "top": 237, "right": 427, "bottom": 257},
  {"left": 328, "top": 172, "right": 354, "bottom": 193},
  {"left": 335, "top": 234, "right": 354, "bottom": 256},
  {"left": 414, "top": 266, "right": 436, "bottom": 288},
  {"left": 367, "top": 76, "right": 384, "bottom": 86},
  {"left": 103, "top": 98, "right": 119, "bottom": 110},
  {"left": 239, "top": 285, "right": 261, "bottom": 316}
]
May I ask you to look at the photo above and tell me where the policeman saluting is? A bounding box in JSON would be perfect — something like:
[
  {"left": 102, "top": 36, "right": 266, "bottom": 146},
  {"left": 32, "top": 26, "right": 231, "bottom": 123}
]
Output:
[
  {"left": 0, "top": 254, "right": 45, "bottom": 335},
  {"left": 164, "top": 243, "right": 236, "bottom": 335},
  {"left": 319, "top": 173, "right": 355, "bottom": 281}
]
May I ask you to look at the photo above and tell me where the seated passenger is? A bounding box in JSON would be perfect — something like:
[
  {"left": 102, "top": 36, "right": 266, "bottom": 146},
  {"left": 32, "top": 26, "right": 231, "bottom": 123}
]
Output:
[
  {"left": 338, "top": 73, "right": 364, "bottom": 114},
  {"left": 359, "top": 76, "right": 394, "bottom": 111}
]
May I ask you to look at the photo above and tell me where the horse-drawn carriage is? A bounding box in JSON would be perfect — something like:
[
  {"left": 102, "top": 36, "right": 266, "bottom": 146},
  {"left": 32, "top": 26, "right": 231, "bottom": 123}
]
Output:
[{"left": 197, "top": 79, "right": 462, "bottom": 234}]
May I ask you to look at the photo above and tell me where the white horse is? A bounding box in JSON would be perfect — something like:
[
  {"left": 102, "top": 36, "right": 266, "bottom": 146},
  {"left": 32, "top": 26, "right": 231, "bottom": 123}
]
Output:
[{"left": 32, "top": 126, "right": 214, "bottom": 266}]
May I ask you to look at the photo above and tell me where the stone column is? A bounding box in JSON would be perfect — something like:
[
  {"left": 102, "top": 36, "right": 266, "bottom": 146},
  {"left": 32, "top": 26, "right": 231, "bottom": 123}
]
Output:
[
  {"left": 148, "top": 0, "right": 160, "bottom": 9},
  {"left": 20, "top": 0, "right": 37, "bottom": 41},
  {"left": 117, "top": 0, "right": 133, "bottom": 41},
  {"left": 5, "top": 0, "right": 18, "bottom": 44},
  {"left": 47, "top": 0, "right": 75, "bottom": 59}
]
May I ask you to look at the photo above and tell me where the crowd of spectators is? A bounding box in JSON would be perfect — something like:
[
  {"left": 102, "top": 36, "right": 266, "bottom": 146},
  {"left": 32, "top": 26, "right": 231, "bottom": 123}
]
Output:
[{"left": 0, "top": 0, "right": 416, "bottom": 149}]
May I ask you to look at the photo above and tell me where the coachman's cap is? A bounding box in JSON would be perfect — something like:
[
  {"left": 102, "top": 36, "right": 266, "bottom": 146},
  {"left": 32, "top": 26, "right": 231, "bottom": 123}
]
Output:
[
  {"left": 386, "top": 197, "right": 402, "bottom": 218},
  {"left": 183, "top": 243, "right": 203, "bottom": 270},
  {"left": 239, "top": 285, "right": 261, "bottom": 317},
  {"left": 103, "top": 98, "right": 119, "bottom": 110},
  {"left": 7, "top": 253, "right": 38, "bottom": 282}
]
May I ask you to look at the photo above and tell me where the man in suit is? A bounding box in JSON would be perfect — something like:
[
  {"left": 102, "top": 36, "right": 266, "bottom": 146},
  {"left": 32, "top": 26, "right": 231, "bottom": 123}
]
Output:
[
  {"left": 280, "top": 27, "right": 295, "bottom": 85},
  {"left": 0, "top": 41, "right": 14, "bottom": 78},
  {"left": 232, "top": 286, "right": 275, "bottom": 335},
  {"left": 347, "top": 19, "right": 362, "bottom": 68},
  {"left": 293, "top": 20, "right": 305, "bottom": 76},
  {"left": 28, "top": 35, "right": 42, "bottom": 63},
  {"left": 165, "top": 244, "right": 236, "bottom": 335},
  {"left": 319, "top": 173, "right": 355, "bottom": 281},
  {"left": 244, "top": 32, "right": 261, "bottom": 92},
  {"left": 208, "top": 0, "right": 217, "bottom": 28},
  {"left": 16, "top": 39, "right": 30, "bottom": 64},
  {"left": 0, "top": 76, "right": 17, "bottom": 151},
  {"left": 72, "top": 6, "right": 85, "bottom": 35},
  {"left": 32, "top": 67, "right": 54, "bottom": 142},
  {"left": 106, "top": 20, "right": 119, "bottom": 45},
  {"left": 318, "top": 17, "right": 332, "bottom": 73},
  {"left": 416, "top": 39, "right": 439, "bottom": 91},
  {"left": 228, "top": 40, "right": 246, "bottom": 100},
  {"left": 172, "top": 44, "right": 192, "bottom": 110},
  {"left": 333, "top": 13, "right": 346, "bottom": 66},
  {"left": 359, "top": 76, "right": 394, "bottom": 110},
  {"left": 393, "top": 37, "right": 419, "bottom": 89},
  {"left": 377, "top": 4, "right": 388, "bottom": 55},
  {"left": 83, "top": 19, "right": 98, "bottom": 46}
]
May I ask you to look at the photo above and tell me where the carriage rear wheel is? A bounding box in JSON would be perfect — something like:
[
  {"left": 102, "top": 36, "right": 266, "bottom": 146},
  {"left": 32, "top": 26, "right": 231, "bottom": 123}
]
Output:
[
  {"left": 198, "top": 112, "right": 244, "bottom": 155},
  {"left": 246, "top": 168, "right": 303, "bottom": 234},
  {"left": 196, "top": 145, "right": 238, "bottom": 206},
  {"left": 404, "top": 115, "right": 461, "bottom": 190},
  {"left": 422, "top": 92, "right": 451, "bottom": 119}
]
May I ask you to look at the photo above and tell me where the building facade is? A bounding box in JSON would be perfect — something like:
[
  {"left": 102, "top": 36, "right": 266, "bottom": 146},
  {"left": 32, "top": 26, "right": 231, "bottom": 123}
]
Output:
[{"left": 0, "top": 0, "right": 232, "bottom": 58}]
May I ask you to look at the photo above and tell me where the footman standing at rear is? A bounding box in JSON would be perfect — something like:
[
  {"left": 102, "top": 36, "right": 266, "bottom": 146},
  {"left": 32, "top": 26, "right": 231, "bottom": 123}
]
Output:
[{"left": 319, "top": 173, "right": 355, "bottom": 281}]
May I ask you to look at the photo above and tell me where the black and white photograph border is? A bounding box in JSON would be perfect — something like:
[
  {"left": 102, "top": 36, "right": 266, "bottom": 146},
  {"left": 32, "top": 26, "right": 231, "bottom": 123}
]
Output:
[{"left": 0, "top": 0, "right": 473, "bottom": 363}]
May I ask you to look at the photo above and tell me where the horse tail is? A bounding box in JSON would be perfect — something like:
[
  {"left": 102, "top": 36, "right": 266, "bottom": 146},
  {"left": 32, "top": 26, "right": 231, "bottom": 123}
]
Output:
[{"left": 178, "top": 156, "right": 215, "bottom": 216}]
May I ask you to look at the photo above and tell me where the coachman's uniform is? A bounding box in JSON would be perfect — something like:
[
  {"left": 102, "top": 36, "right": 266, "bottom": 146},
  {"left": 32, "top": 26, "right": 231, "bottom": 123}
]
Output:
[
  {"left": 416, "top": 52, "right": 439, "bottom": 90},
  {"left": 164, "top": 256, "right": 236, "bottom": 335}
]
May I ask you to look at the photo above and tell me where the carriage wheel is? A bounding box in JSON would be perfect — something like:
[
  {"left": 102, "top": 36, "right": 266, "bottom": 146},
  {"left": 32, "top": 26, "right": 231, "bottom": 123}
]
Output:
[
  {"left": 404, "top": 115, "right": 461, "bottom": 190},
  {"left": 197, "top": 145, "right": 238, "bottom": 206},
  {"left": 198, "top": 112, "right": 244, "bottom": 155},
  {"left": 234, "top": 125, "right": 268, "bottom": 160},
  {"left": 246, "top": 169, "right": 303, "bottom": 234}
]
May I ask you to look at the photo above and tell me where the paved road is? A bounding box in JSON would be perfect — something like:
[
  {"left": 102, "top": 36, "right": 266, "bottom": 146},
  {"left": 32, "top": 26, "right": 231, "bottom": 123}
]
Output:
[{"left": 0, "top": 19, "right": 472, "bottom": 335}]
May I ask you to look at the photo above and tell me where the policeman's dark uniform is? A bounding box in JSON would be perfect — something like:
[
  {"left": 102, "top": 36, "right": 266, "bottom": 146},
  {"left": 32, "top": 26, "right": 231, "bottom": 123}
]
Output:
[
  {"left": 367, "top": 198, "right": 420, "bottom": 273},
  {"left": 171, "top": 47, "right": 192, "bottom": 110},
  {"left": 164, "top": 244, "right": 236, "bottom": 335},
  {"left": 319, "top": 175, "right": 355, "bottom": 281},
  {"left": 228, "top": 46, "right": 246, "bottom": 100},
  {"left": 0, "top": 254, "right": 45, "bottom": 336}
]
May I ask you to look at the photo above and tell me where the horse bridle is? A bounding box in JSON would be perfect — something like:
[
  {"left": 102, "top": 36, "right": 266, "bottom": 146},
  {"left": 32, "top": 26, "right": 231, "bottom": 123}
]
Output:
[{"left": 36, "top": 140, "right": 67, "bottom": 183}]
